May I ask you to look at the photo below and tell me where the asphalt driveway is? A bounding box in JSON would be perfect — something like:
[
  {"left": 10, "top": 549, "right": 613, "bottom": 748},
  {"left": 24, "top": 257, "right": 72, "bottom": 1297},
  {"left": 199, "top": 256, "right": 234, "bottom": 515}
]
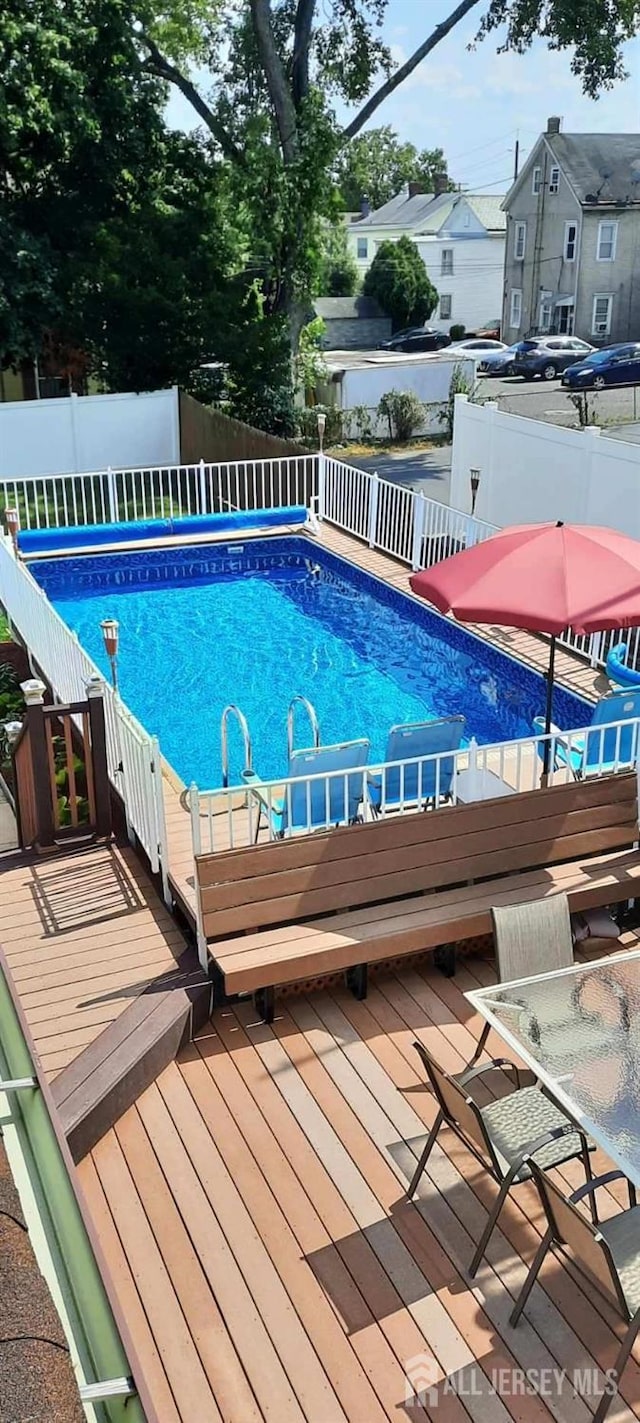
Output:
[{"left": 341, "top": 445, "right": 452, "bottom": 501}]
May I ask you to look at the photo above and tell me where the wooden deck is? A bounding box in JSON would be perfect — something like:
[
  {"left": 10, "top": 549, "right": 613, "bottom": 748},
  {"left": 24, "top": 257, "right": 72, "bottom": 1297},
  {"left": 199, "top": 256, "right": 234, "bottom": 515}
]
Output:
[
  {"left": 162, "top": 520, "right": 609, "bottom": 927},
  {"left": 0, "top": 840, "right": 186, "bottom": 1078},
  {"left": 79, "top": 940, "right": 640, "bottom": 1423}
]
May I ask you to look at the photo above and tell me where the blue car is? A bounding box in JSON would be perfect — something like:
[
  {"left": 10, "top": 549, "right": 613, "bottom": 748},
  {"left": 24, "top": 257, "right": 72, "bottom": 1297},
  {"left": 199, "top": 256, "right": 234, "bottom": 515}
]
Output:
[{"left": 562, "top": 342, "right": 640, "bottom": 389}]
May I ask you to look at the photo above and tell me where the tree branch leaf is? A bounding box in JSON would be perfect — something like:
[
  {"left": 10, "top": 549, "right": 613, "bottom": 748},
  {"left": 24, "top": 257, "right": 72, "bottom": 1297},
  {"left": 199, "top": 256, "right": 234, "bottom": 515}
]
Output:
[
  {"left": 342, "top": 0, "right": 482, "bottom": 141},
  {"left": 138, "top": 29, "right": 245, "bottom": 166}
]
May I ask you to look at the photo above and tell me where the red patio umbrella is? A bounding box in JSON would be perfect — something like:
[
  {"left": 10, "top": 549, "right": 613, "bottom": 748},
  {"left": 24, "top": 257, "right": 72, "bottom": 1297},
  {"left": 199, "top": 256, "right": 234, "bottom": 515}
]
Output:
[{"left": 410, "top": 521, "right": 640, "bottom": 748}]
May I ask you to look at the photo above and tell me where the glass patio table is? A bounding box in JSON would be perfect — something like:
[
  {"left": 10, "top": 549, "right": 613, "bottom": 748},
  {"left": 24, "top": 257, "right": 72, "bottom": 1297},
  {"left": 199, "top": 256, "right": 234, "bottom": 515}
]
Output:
[{"left": 466, "top": 949, "right": 640, "bottom": 1186}]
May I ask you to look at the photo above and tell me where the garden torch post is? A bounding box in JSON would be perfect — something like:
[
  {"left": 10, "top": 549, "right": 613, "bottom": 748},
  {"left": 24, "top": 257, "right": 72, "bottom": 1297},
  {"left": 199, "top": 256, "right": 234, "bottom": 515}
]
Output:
[
  {"left": 100, "top": 618, "right": 119, "bottom": 694},
  {"left": 470, "top": 469, "right": 480, "bottom": 517},
  {"left": 316, "top": 410, "right": 326, "bottom": 522}
]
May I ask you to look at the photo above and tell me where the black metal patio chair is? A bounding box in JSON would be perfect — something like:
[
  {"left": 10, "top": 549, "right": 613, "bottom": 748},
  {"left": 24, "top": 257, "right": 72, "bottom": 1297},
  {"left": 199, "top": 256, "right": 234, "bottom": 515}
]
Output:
[
  {"left": 407, "top": 1039, "right": 594, "bottom": 1278},
  {"left": 511, "top": 1163, "right": 639, "bottom": 1423}
]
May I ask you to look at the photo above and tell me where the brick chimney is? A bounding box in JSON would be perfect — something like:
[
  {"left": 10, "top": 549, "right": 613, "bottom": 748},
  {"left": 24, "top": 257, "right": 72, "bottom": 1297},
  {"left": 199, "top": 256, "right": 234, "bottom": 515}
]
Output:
[
  {"left": 408, "top": 181, "right": 426, "bottom": 198},
  {"left": 546, "top": 116, "right": 562, "bottom": 134},
  {"left": 433, "top": 172, "right": 449, "bottom": 196}
]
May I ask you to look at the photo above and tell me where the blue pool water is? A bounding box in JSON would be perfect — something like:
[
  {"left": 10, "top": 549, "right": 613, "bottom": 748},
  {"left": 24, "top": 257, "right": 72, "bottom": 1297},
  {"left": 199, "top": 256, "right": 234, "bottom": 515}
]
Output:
[{"left": 32, "top": 537, "right": 590, "bottom": 787}]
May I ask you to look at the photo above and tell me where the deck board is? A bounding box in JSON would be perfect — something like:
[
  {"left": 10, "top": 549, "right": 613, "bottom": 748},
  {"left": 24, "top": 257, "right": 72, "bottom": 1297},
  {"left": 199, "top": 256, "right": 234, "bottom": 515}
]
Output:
[
  {"left": 78, "top": 942, "right": 640, "bottom": 1423},
  {"left": 0, "top": 841, "right": 185, "bottom": 1078}
]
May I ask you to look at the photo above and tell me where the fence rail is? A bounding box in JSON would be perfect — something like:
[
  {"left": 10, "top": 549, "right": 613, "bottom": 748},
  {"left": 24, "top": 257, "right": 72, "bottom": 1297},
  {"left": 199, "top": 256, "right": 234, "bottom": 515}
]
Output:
[
  {"left": 5, "top": 450, "right": 640, "bottom": 680},
  {"left": 0, "top": 537, "right": 169, "bottom": 896},
  {"left": 190, "top": 717, "right": 640, "bottom": 859},
  {"left": 0, "top": 454, "right": 317, "bottom": 531},
  {"left": 319, "top": 455, "right": 640, "bottom": 674}
]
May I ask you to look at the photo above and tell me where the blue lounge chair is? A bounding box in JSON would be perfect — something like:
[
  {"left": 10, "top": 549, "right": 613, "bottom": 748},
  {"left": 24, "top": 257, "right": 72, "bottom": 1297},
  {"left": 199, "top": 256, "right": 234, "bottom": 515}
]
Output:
[
  {"left": 533, "top": 689, "right": 640, "bottom": 779},
  {"left": 368, "top": 716, "right": 466, "bottom": 814},
  {"left": 243, "top": 739, "right": 370, "bottom": 838}
]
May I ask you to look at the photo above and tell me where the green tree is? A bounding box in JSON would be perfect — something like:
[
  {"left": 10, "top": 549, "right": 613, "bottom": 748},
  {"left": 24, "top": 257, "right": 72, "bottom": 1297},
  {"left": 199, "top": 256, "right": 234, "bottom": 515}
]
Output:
[
  {"left": 137, "top": 0, "right": 639, "bottom": 359},
  {"left": 317, "top": 224, "right": 359, "bottom": 296},
  {"left": 0, "top": 0, "right": 165, "bottom": 366},
  {"left": 82, "top": 134, "right": 244, "bottom": 394},
  {"left": 335, "top": 127, "right": 451, "bottom": 211},
  {"left": 364, "top": 236, "right": 438, "bottom": 329}
]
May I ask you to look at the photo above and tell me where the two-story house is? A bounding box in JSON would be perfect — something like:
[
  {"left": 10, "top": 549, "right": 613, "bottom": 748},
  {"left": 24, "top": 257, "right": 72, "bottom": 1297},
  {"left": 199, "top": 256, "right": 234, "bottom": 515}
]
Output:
[
  {"left": 348, "top": 186, "right": 506, "bottom": 333},
  {"left": 502, "top": 118, "right": 640, "bottom": 344}
]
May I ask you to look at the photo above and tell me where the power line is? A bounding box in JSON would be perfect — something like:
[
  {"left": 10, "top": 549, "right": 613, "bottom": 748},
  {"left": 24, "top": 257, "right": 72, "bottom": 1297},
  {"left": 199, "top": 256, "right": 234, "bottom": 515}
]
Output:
[{"left": 447, "top": 127, "right": 520, "bottom": 164}]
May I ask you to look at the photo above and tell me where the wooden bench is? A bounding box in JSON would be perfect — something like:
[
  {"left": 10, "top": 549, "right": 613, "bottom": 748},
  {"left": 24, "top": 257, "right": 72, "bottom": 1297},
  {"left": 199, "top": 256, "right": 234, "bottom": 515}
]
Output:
[{"left": 195, "top": 772, "right": 640, "bottom": 1021}]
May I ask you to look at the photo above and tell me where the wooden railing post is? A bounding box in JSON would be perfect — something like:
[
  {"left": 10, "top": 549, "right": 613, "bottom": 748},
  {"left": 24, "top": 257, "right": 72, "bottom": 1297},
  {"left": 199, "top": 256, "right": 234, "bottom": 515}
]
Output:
[
  {"left": 21, "top": 679, "right": 55, "bottom": 848},
  {"left": 85, "top": 676, "right": 111, "bottom": 839}
]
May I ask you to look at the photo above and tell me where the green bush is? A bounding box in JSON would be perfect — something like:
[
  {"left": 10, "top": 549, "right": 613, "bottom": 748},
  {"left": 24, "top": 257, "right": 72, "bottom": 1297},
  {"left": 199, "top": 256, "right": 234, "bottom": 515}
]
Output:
[
  {"left": 347, "top": 404, "right": 376, "bottom": 443},
  {"left": 449, "top": 323, "right": 466, "bottom": 341},
  {"left": 377, "top": 389, "right": 424, "bottom": 442},
  {"left": 296, "top": 404, "right": 343, "bottom": 446}
]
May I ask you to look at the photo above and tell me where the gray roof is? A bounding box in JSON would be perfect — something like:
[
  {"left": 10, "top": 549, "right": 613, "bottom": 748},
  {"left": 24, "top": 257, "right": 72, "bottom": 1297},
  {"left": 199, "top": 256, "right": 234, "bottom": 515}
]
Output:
[
  {"left": 356, "top": 191, "right": 455, "bottom": 228},
  {"left": 357, "top": 190, "right": 505, "bottom": 233},
  {"left": 463, "top": 195, "right": 506, "bottom": 231},
  {"left": 547, "top": 133, "right": 640, "bottom": 204},
  {"left": 314, "top": 295, "right": 386, "bottom": 321}
]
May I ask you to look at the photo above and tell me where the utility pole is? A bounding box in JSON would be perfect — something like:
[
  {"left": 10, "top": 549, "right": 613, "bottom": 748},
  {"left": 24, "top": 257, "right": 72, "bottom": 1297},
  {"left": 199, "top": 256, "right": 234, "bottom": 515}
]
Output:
[{"left": 513, "top": 134, "right": 520, "bottom": 182}]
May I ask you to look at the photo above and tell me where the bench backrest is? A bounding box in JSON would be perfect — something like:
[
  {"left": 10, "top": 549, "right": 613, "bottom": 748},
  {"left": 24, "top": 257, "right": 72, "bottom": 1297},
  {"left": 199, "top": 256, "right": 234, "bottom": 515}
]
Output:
[{"left": 196, "top": 771, "right": 638, "bottom": 941}]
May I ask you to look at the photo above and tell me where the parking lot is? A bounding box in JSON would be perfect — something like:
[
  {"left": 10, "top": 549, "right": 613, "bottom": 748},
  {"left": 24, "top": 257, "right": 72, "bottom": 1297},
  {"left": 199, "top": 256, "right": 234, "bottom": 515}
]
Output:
[{"left": 482, "top": 373, "right": 640, "bottom": 427}]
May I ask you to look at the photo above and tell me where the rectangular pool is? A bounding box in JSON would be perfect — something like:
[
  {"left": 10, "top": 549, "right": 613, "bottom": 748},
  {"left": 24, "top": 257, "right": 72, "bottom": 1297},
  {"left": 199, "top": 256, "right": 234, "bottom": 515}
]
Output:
[{"left": 31, "top": 536, "right": 590, "bottom": 787}]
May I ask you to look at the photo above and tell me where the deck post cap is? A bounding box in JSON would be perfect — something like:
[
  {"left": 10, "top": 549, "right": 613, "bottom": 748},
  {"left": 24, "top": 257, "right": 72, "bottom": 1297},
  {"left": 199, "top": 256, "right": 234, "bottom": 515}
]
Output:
[
  {"left": 4, "top": 720, "right": 23, "bottom": 745},
  {"left": 20, "top": 678, "right": 46, "bottom": 705},
  {"left": 85, "top": 674, "right": 105, "bottom": 698}
]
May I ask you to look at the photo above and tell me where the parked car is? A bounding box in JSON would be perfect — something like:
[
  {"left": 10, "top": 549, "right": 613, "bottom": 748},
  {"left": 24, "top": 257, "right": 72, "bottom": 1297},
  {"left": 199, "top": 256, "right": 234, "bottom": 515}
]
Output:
[
  {"left": 477, "top": 343, "right": 524, "bottom": 375},
  {"left": 448, "top": 339, "right": 509, "bottom": 358},
  {"left": 512, "top": 337, "right": 594, "bottom": 381},
  {"left": 379, "top": 327, "right": 451, "bottom": 353},
  {"left": 562, "top": 343, "right": 640, "bottom": 389}
]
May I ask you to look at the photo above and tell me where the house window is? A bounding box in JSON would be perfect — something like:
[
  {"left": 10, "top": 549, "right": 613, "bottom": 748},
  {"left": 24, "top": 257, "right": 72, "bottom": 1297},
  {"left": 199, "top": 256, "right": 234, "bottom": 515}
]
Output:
[
  {"left": 509, "top": 289, "right": 522, "bottom": 329},
  {"left": 514, "top": 222, "right": 526, "bottom": 261},
  {"left": 539, "top": 293, "right": 553, "bottom": 331},
  {"left": 441, "top": 248, "right": 453, "bottom": 275},
  {"left": 549, "top": 166, "right": 560, "bottom": 193},
  {"left": 356, "top": 237, "right": 368, "bottom": 260},
  {"left": 592, "top": 294, "right": 613, "bottom": 336},
  {"left": 532, "top": 166, "right": 542, "bottom": 196},
  {"left": 439, "top": 294, "right": 452, "bottom": 320},
  {"left": 597, "top": 221, "right": 617, "bottom": 261},
  {"left": 564, "top": 222, "right": 577, "bottom": 261}
]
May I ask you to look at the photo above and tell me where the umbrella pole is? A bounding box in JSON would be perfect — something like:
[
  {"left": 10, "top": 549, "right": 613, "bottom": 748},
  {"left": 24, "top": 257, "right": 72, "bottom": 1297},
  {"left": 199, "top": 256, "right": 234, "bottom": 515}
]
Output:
[{"left": 542, "top": 634, "right": 556, "bottom": 784}]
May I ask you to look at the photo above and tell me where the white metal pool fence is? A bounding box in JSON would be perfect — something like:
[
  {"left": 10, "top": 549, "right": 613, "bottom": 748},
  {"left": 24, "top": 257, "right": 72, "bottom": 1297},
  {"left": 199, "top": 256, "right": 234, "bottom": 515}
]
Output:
[
  {"left": 1, "top": 451, "right": 637, "bottom": 675},
  {"left": 3, "top": 450, "right": 640, "bottom": 902},
  {"left": 190, "top": 716, "right": 640, "bottom": 858},
  {"left": 0, "top": 537, "right": 169, "bottom": 899}
]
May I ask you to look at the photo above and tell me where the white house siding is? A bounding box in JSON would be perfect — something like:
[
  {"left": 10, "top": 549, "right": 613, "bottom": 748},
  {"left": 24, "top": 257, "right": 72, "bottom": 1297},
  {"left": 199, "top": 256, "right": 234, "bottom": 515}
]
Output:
[
  {"left": 347, "top": 226, "right": 405, "bottom": 276},
  {"left": 418, "top": 235, "right": 505, "bottom": 332}
]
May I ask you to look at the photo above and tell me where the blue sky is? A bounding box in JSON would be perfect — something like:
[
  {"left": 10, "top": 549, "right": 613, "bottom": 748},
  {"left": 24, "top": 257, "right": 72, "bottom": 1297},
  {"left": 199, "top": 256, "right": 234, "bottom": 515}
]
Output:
[{"left": 166, "top": 0, "right": 640, "bottom": 194}]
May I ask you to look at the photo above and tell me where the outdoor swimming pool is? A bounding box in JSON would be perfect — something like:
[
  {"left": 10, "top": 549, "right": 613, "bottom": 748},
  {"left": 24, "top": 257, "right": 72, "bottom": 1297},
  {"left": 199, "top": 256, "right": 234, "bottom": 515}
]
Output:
[{"left": 32, "top": 536, "right": 590, "bottom": 788}]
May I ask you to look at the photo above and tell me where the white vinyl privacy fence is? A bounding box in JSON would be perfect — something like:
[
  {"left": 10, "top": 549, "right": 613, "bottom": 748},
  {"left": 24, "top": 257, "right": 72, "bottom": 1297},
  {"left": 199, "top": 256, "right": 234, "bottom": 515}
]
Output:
[
  {"left": 0, "top": 537, "right": 169, "bottom": 900},
  {"left": 451, "top": 395, "right": 640, "bottom": 536}
]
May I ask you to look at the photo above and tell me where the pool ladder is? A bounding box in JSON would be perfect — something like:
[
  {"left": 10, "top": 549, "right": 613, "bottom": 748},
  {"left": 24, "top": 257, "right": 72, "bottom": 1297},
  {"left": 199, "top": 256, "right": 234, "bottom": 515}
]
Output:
[
  {"left": 220, "top": 696, "right": 320, "bottom": 787},
  {"left": 220, "top": 705, "right": 252, "bottom": 789},
  {"left": 287, "top": 695, "right": 320, "bottom": 758}
]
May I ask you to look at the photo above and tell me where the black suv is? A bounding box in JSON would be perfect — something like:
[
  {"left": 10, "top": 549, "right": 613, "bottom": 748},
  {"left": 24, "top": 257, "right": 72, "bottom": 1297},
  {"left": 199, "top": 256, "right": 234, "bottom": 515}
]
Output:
[
  {"left": 511, "top": 336, "right": 594, "bottom": 380},
  {"left": 379, "top": 327, "right": 451, "bottom": 354}
]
